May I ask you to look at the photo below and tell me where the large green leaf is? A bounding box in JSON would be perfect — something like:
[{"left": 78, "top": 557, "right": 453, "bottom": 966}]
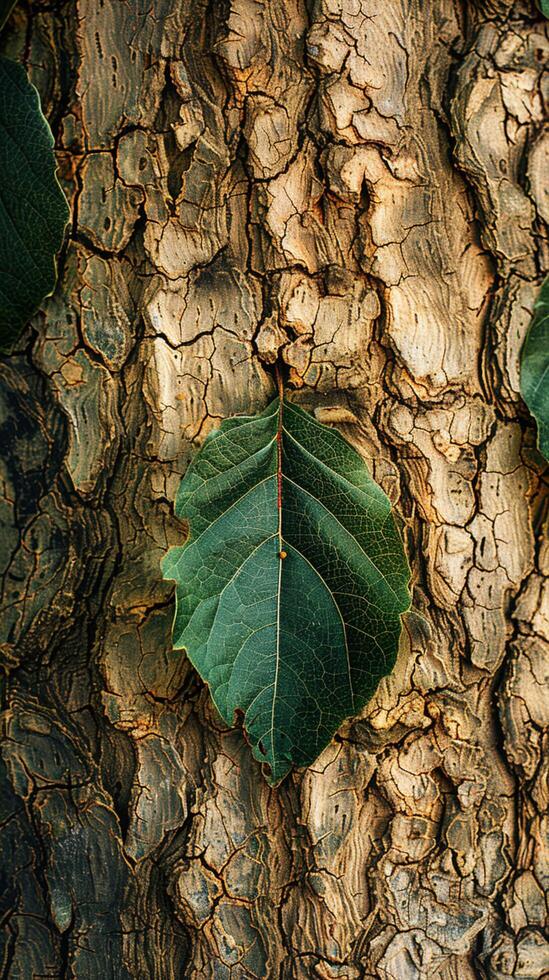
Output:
[
  {"left": 0, "top": 56, "right": 69, "bottom": 352},
  {"left": 520, "top": 278, "right": 549, "bottom": 460},
  {"left": 163, "top": 396, "right": 411, "bottom": 783}
]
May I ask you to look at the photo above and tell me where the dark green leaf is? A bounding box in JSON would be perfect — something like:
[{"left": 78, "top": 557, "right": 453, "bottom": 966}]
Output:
[
  {"left": 163, "top": 397, "right": 411, "bottom": 784},
  {"left": 520, "top": 277, "right": 549, "bottom": 460},
  {"left": 537, "top": 0, "right": 549, "bottom": 17},
  {"left": 0, "top": 56, "right": 69, "bottom": 352},
  {"left": 0, "top": 1, "right": 17, "bottom": 33}
]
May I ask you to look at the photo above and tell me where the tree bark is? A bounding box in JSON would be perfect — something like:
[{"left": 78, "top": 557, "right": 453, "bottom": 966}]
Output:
[{"left": 1, "top": 1, "right": 547, "bottom": 977}]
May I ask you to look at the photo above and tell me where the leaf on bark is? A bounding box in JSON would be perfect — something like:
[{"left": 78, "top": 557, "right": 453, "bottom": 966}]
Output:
[
  {"left": 0, "top": 1, "right": 17, "bottom": 32},
  {"left": 520, "top": 277, "right": 549, "bottom": 460},
  {"left": 163, "top": 396, "right": 411, "bottom": 784},
  {"left": 0, "top": 56, "right": 69, "bottom": 352}
]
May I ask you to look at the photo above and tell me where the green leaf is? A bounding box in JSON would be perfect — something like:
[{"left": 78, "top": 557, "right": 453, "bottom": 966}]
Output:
[
  {"left": 163, "top": 397, "right": 411, "bottom": 784},
  {"left": 0, "top": 56, "right": 69, "bottom": 352},
  {"left": 537, "top": 0, "right": 549, "bottom": 17},
  {"left": 0, "top": 1, "right": 17, "bottom": 32},
  {"left": 520, "top": 278, "right": 549, "bottom": 459}
]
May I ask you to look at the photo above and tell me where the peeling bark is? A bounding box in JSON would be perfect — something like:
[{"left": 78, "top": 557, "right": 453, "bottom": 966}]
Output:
[{"left": 0, "top": 1, "right": 547, "bottom": 978}]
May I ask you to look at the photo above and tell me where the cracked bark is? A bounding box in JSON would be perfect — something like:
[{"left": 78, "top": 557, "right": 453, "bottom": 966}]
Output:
[{"left": 1, "top": 1, "right": 547, "bottom": 978}]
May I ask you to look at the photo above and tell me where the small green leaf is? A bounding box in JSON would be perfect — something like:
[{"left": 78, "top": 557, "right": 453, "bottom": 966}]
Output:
[
  {"left": 0, "top": 56, "right": 69, "bottom": 352},
  {"left": 520, "top": 278, "right": 549, "bottom": 459},
  {"left": 163, "top": 396, "right": 411, "bottom": 784},
  {"left": 537, "top": 0, "right": 549, "bottom": 17}
]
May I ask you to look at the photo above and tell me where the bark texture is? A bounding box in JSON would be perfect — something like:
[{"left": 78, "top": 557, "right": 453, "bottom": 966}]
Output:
[{"left": 1, "top": 1, "right": 548, "bottom": 977}]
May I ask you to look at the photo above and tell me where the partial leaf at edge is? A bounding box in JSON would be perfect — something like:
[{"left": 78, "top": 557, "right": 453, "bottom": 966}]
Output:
[
  {"left": 163, "top": 397, "right": 411, "bottom": 784},
  {"left": 520, "top": 277, "right": 549, "bottom": 460},
  {"left": 0, "top": 1, "right": 17, "bottom": 33},
  {"left": 0, "top": 56, "right": 69, "bottom": 352}
]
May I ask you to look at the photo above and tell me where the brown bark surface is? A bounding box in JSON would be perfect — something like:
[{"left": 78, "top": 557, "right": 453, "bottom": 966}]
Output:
[{"left": 1, "top": 1, "right": 548, "bottom": 977}]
